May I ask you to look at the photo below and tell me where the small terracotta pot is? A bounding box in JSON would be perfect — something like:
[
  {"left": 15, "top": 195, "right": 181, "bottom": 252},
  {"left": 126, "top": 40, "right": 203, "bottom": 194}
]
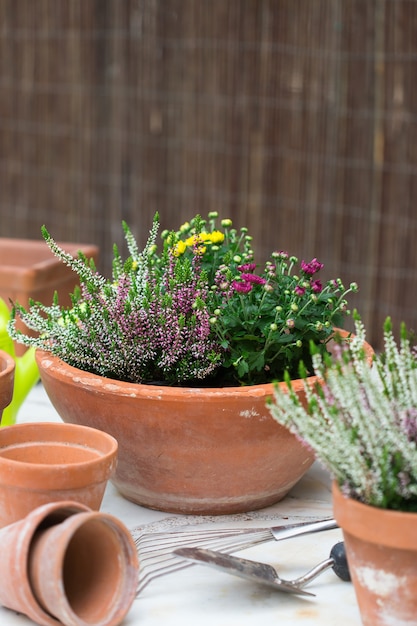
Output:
[
  {"left": 0, "top": 501, "right": 89, "bottom": 626},
  {"left": 0, "top": 349, "right": 14, "bottom": 422},
  {"left": 333, "top": 482, "right": 417, "bottom": 625},
  {"left": 29, "top": 510, "right": 139, "bottom": 626},
  {"left": 0, "top": 422, "right": 118, "bottom": 527},
  {"left": 0, "top": 500, "right": 139, "bottom": 626},
  {"left": 36, "top": 330, "right": 374, "bottom": 515}
]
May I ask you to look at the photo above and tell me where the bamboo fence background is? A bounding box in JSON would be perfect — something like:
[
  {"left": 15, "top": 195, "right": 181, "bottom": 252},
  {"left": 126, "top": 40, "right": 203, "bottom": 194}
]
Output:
[{"left": 1, "top": 0, "right": 417, "bottom": 350}]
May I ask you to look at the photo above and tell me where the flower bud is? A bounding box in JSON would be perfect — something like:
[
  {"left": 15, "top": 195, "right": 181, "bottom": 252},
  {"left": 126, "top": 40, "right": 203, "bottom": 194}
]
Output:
[
  {"left": 221, "top": 218, "right": 233, "bottom": 227},
  {"left": 286, "top": 319, "right": 295, "bottom": 329},
  {"left": 208, "top": 211, "right": 219, "bottom": 219},
  {"left": 270, "top": 323, "right": 278, "bottom": 331},
  {"left": 291, "top": 303, "right": 299, "bottom": 312},
  {"left": 272, "top": 251, "right": 288, "bottom": 260}
]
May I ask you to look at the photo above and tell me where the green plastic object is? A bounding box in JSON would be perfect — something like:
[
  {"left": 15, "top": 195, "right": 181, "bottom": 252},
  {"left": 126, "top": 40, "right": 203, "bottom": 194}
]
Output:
[{"left": 0, "top": 298, "right": 40, "bottom": 425}]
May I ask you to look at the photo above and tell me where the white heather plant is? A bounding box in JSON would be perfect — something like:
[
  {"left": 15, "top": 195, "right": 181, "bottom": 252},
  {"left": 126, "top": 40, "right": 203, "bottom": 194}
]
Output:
[{"left": 268, "top": 315, "right": 417, "bottom": 512}]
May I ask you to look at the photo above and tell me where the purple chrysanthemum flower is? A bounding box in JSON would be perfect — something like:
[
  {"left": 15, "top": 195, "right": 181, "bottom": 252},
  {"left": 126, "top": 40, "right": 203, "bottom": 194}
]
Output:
[
  {"left": 237, "top": 263, "right": 257, "bottom": 273},
  {"left": 232, "top": 280, "right": 253, "bottom": 294},
  {"left": 311, "top": 279, "right": 323, "bottom": 293},
  {"left": 301, "top": 258, "right": 324, "bottom": 275},
  {"left": 240, "top": 273, "right": 267, "bottom": 285},
  {"left": 294, "top": 285, "right": 305, "bottom": 296}
]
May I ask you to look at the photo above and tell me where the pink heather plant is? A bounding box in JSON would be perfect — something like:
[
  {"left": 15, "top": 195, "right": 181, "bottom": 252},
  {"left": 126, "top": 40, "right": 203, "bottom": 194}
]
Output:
[
  {"left": 8, "top": 212, "right": 357, "bottom": 387},
  {"left": 8, "top": 216, "right": 222, "bottom": 385}
]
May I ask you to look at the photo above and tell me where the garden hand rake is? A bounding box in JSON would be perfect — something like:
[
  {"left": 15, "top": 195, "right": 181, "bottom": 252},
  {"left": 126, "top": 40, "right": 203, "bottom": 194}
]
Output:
[{"left": 135, "top": 517, "right": 337, "bottom": 595}]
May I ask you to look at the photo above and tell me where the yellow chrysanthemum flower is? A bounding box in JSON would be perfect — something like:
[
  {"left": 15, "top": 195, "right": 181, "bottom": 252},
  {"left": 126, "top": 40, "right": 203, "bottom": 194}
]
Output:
[
  {"left": 173, "top": 240, "right": 187, "bottom": 256},
  {"left": 185, "top": 235, "right": 202, "bottom": 247},
  {"left": 208, "top": 230, "right": 225, "bottom": 244}
]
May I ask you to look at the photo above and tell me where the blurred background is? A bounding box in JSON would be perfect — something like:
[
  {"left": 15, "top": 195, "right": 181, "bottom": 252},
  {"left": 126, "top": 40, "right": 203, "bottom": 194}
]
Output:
[{"left": 1, "top": 0, "right": 417, "bottom": 350}]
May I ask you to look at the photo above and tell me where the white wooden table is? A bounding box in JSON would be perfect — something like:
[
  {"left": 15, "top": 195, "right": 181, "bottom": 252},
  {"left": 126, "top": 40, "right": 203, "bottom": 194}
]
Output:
[{"left": 1, "top": 383, "right": 362, "bottom": 626}]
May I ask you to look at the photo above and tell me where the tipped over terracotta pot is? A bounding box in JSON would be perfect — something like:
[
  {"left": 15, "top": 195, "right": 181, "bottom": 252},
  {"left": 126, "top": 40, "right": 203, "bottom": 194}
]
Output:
[
  {"left": 0, "top": 500, "right": 139, "bottom": 626},
  {"left": 0, "top": 422, "right": 118, "bottom": 527}
]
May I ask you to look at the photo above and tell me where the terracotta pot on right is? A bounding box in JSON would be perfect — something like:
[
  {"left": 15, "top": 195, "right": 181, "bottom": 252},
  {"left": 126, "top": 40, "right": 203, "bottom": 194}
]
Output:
[
  {"left": 0, "top": 500, "right": 139, "bottom": 626},
  {"left": 0, "top": 349, "right": 14, "bottom": 422},
  {"left": 333, "top": 482, "right": 417, "bottom": 626}
]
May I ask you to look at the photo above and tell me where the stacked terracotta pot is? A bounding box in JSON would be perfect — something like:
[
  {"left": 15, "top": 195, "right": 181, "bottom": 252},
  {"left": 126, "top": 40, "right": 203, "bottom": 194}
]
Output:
[{"left": 0, "top": 415, "right": 139, "bottom": 626}]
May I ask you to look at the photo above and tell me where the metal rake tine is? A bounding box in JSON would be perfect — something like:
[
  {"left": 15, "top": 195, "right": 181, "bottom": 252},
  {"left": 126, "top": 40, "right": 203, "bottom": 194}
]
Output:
[
  {"left": 136, "top": 529, "right": 245, "bottom": 574},
  {"left": 136, "top": 528, "right": 274, "bottom": 596},
  {"left": 136, "top": 527, "right": 243, "bottom": 555},
  {"left": 136, "top": 529, "right": 252, "bottom": 595},
  {"left": 136, "top": 533, "right": 240, "bottom": 593},
  {"left": 137, "top": 558, "right": 196, "bottom": 595}
]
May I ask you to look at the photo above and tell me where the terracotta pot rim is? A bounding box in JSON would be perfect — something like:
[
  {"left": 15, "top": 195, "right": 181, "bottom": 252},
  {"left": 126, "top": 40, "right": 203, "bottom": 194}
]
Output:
[
  {"left": 332, "top": 481, "right": 417, "bottom": 549},
  {"left": 36, "top": 328, "right": 369, "bottom": 399},
  {"left": 0, "top": 422, "right": 118, "bottom": 485}
]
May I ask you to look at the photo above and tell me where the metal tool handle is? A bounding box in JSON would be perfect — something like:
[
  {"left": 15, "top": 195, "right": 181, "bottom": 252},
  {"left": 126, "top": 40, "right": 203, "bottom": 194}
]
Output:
[{"left": 270, "top": 518, "right": 338, "bottom": 541}]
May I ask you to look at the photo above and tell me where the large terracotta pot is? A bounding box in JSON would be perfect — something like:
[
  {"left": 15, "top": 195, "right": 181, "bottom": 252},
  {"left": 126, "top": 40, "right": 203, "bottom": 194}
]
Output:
[
  {"left": 0, "top": 349, "right": 14, "bottom": 422},
  {"left": 36, "top": 330, "right": 373, "bottom": 516},
  {"left": 0, "top": 422, "right": 118, "bottom": 527},
  {"left": 333, "top": 482, "right": 417, "bottom": 625}
]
